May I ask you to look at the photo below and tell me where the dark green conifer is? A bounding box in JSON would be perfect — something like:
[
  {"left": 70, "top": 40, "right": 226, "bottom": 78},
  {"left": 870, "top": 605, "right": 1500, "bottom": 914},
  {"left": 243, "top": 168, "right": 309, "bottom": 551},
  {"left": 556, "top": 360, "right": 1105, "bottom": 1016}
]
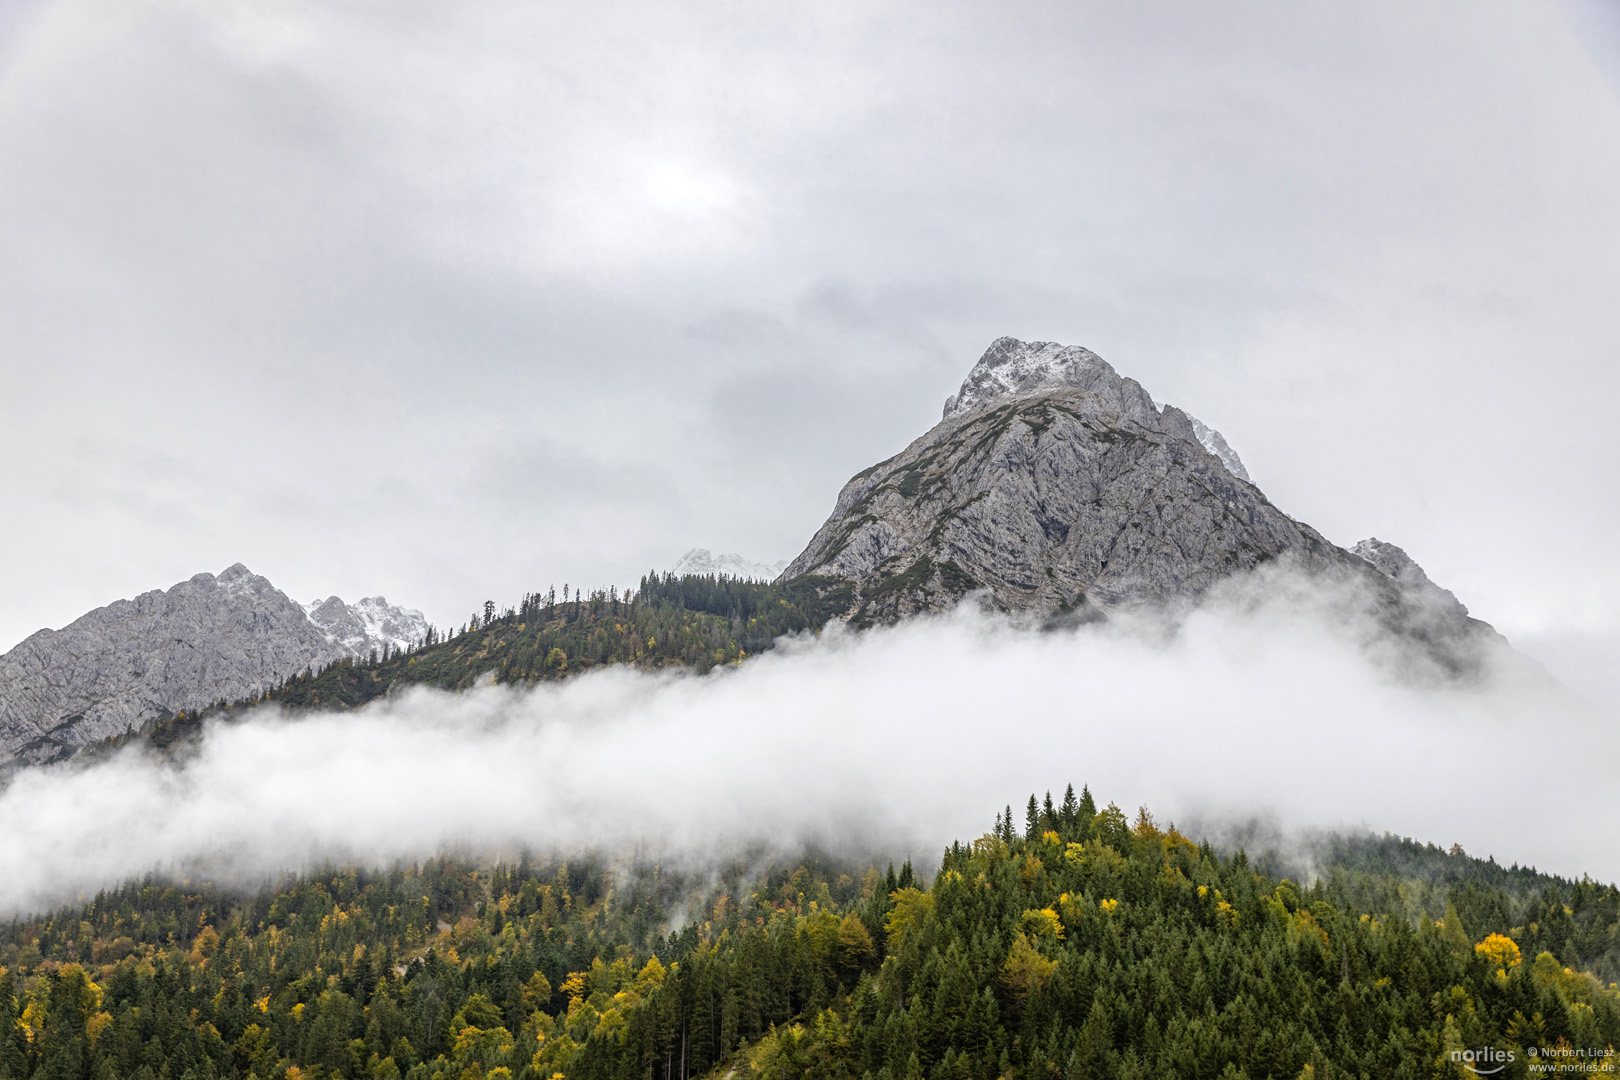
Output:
[
  {"left": 1060, "top": 784, "right": 1080, "bottom": 836},
  {"left": 1078, "top": 784, "right": 1097, "bottom": 824}
]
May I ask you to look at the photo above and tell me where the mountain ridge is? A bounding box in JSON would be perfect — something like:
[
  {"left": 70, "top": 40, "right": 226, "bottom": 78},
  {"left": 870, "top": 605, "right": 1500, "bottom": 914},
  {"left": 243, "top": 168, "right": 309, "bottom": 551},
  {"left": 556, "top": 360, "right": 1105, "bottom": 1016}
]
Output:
[{"left": 0, "top": 565, "right": 426, "bottom": 776}]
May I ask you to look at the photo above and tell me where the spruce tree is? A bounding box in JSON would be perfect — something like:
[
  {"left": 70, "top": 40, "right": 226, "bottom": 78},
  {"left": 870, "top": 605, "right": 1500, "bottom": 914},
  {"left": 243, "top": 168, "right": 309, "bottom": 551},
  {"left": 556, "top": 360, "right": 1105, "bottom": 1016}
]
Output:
[
  {"left": 1060, "top": 784, "right": 1080, "bottom": 836},
  {"left": 1025, "top": 795, "right": 1040, "bottom": 840}
]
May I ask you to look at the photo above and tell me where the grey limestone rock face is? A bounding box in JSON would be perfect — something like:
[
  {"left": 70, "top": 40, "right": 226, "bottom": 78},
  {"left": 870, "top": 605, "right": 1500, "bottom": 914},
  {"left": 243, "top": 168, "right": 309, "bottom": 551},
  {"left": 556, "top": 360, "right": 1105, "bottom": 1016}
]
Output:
[
  {"left": 1352, "top": 537, "right": 1469, "bottom": 618},
  {"left": 783, "top": 337, "right": 1501, "bottom": 672},
  {"left": 787, "top": 339, "right": 1325, "bottom": 619},
  {"left": 0, "top": 565, "right": 400, "bottom": 777}
]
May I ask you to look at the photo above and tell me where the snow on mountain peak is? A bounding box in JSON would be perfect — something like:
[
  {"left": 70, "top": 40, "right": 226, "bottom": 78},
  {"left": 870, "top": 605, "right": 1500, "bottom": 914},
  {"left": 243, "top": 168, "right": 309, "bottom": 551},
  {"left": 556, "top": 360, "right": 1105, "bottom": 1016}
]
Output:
[
  {"left": 668, "top": 549, "right": 788, "bottom": 581},
  {"left": 942, "top": 336, "right": 1251, "bottom": 482},
  {"left": 1185, "top": 415, "right": 1251, "bottom": 482},
  {"left": 1351, "top": 538, "right": 1469, "bottom": 617},
  {"left": 943, "top": 337, "right": 1128, "bottom": 419},
  {"left": 304, "top": 595, "right": 428, "bottom": 658}
]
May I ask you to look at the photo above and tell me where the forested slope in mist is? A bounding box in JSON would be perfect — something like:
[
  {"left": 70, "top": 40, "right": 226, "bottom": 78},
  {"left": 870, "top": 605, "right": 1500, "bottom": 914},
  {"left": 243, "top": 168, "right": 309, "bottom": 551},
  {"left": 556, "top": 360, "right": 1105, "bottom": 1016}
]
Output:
[
  {"left": 3, "top": 789, "right": 1617, "bottom": 1080},
  {"left": 88, "top": 574, "right": 847, "bottom": 762}
]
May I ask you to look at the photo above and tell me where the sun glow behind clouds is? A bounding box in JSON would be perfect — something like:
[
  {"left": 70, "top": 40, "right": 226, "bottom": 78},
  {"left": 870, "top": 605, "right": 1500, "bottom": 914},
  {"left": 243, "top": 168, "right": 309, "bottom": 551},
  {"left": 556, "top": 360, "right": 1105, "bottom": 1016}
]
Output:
[
  {"left": 644, "top": 162, "right": 740, "bottom": 217},
  {"left": 1, "top": 568, "right": 1612, "bottom": 916}
]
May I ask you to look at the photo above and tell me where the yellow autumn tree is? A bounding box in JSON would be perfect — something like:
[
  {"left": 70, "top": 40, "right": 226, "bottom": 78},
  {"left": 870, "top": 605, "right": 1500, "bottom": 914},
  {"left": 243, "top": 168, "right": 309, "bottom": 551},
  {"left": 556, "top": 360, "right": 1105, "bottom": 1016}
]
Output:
[
  {"left": 560, "top": 972, "right": 588, "bottom": 1015},
  {"left": 1475, "top": 933, "right": 1522, "bottom": 976},
  {"left": 836, "top": 911, "right": 877, "bottom": 978},
  {"left": 633, "top": 956, "right": 666, "bottom": 997},
  {"left": 1000, "top": 934, "right": 1056, "bottom": 1004},
  {"left": 522, "top": 971, "right": 552, "bottom": 1015},
  {"left": 884, "top": 888, "right": 933, "bottom": 954},
  {"left": 1019, "top": 907, "right": 1064, "bottom": 942}
]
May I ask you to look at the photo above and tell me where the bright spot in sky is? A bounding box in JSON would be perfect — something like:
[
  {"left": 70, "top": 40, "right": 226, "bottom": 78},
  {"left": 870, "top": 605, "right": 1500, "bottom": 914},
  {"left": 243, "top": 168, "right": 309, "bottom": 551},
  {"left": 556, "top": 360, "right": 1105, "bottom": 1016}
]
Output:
[{"left": 643, "top": 162, "right": 739, "bottom": 217}]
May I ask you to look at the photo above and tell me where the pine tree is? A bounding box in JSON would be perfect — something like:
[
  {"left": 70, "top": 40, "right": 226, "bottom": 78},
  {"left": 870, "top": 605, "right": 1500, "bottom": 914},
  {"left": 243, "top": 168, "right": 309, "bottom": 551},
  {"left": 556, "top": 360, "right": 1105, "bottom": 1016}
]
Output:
[
  {"left": 1025, "top": 795, "right": 1040, "bottom": 840},
  {"left": 1078, "top": 784, "right": 1097, "bottom": 823},
  {"left": 1060, "top": 784, "right": 1080, "bottom": 836}
]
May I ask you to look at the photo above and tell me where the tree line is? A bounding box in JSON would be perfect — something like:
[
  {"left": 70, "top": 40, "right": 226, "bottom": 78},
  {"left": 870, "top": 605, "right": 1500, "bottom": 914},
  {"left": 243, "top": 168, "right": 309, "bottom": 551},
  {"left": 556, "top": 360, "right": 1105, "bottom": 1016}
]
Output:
[
  {"left": 90, "top": 573, "right": 850, "bottom": 763},
  {"left": 3, "top": 786, "right": 1617, "bottom": 1079}
]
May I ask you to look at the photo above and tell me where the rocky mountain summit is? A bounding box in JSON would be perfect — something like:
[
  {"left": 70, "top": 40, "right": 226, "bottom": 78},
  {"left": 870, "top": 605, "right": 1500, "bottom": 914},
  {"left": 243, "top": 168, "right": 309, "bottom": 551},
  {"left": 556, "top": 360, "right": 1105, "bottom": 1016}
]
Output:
[
  {"left": 782, "top": 336, "right": 1500, "bottom": 669},
  {"left": 0, "top": 566, "right": 425, "bottom": 776},
  {"left": 305, "top": 594, "right": 429, "bottom": 660}
]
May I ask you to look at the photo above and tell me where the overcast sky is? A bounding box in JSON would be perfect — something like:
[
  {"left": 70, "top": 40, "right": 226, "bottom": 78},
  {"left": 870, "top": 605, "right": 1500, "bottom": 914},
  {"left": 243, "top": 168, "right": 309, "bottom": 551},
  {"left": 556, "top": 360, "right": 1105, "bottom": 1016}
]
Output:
[{"left": 2, "top": 0, "right": 1618, "bottom": 695}]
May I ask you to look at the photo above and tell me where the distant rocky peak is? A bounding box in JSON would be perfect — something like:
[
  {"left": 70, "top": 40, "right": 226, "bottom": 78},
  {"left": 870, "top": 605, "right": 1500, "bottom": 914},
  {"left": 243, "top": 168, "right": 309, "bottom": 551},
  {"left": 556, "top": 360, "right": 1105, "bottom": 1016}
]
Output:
[
  {"left": 0, "top": 563, "right": 348, "bottom": 776},
  {"left": 668, "top": 549, "right": 788, "bottom": 581},
  {"left": 1352, "top": 538, "right": 1468, "bottom": 617},
  {"left": 305, "top": 595, "right": 428, "bottom": 659}
]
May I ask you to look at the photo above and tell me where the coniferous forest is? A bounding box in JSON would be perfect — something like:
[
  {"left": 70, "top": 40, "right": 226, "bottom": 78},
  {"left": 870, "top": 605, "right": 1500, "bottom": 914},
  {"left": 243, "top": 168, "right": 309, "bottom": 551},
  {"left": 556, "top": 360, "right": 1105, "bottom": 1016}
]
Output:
[{"left": 2, "top": 787, "right": 1616, "bottom": 1080}]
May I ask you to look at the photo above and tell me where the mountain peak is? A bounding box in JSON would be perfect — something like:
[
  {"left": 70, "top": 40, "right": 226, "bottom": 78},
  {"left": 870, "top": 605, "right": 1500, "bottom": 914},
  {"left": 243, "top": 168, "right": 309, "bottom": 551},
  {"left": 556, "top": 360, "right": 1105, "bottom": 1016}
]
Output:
[
  {"left": 0, "top": 568, "right": 430, "bottom": 779},
  {"left": 942, "top": 336, "right": 1250, "bottom": 481},
  {"left": 0, "top": 565, "right": 348, "bottom": 776},
  {"left": 304, "top": 595, "right": 428, "bottom": 658},
  {"left": 943, "top": 337, "right": 1150, "bottom": 421},
  {"left": 784, "top": 337, "right": 1497, "bottom": 672}
]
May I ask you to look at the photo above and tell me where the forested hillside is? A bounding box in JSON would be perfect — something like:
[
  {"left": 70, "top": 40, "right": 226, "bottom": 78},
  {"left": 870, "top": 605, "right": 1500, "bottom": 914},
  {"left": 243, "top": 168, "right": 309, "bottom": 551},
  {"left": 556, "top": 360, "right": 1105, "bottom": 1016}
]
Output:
[
  {"left": 3, "top": 788, "right": 1616, "bottom": 1079},
  {"left": 91, "top": 574, "right": 847, "bottom": 761},
  {"left": 266, "top": 574, "right": 846, "bottom": 702}
]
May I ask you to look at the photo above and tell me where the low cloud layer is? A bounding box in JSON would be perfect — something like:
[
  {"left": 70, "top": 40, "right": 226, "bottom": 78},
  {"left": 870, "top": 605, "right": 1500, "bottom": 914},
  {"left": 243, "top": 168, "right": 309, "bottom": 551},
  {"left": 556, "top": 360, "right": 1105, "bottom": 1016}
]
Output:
[{"left": 2, "top": 569, "right": 1613, "bottom": 916}]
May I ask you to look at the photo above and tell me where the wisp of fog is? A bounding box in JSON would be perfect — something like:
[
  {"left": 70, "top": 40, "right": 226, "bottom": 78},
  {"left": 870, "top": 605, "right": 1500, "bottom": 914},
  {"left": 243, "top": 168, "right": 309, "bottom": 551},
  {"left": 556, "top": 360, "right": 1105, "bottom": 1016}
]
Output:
[{"left": 1, "top": 567, "right": 1613, "bottom": 916}]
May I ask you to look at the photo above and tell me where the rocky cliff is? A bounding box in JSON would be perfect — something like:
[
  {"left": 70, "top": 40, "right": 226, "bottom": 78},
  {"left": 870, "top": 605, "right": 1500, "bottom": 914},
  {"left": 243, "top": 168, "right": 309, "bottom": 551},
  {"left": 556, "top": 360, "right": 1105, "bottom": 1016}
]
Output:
[
  {"left": 0, "top": 566, "right": 425, "bottom": 776},
  {"left": 1351, "top": 537, "right": 1469, "bottom": 619},
  {"left": 782, "top": 336, "right": 1501, "bottom": 670}
]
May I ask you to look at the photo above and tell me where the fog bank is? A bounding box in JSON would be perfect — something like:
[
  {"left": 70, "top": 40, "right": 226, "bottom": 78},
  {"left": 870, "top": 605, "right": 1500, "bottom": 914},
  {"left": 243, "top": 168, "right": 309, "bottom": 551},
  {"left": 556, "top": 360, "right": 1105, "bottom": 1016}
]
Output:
[{"left": 1, "top": 570, "right": 1613, "bottom": 915}]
